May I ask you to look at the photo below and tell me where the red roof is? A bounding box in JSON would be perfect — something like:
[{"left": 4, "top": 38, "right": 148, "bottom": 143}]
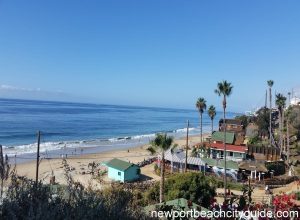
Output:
[{"left": 210, "top": 143, "right": 247, "bottom": 153}]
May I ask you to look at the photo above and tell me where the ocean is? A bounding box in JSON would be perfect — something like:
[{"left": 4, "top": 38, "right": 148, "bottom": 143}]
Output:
[{"left": 0, "top": 98, "right": 239, "bottom": 161}]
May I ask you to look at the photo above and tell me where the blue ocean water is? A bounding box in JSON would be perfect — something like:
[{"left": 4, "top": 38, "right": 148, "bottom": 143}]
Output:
[{"left": 0, "top": 98, "right": 239, "bottom": 157}]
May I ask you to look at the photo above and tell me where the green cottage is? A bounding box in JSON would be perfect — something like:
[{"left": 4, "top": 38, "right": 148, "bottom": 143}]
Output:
[{"left": 104, "top": 158, "right": 140, "bottom": 182}]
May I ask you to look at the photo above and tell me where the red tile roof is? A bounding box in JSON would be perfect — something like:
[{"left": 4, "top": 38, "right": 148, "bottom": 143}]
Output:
[{"left": 210, "top": 143, "right": 247, "bottom": 153}]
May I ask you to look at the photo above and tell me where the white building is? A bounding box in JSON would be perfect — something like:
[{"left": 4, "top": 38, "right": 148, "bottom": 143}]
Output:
[{"left": 291, "top": 97, "right": 300, "bottom": 106}]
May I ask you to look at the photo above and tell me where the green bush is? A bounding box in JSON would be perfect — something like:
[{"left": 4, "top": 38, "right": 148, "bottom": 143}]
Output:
[
  {"left": 227, "top": 182, "right": 244, "bottom": 191},
  {"left": 145, "top": 172, "right": 216, "bottom": 208},
  {"left": 0, "top": 174, "right": 149, "bottom": 220},
  {"left": 214, "top": 178, "right": 243, "bottom": 191},
  {"left": 248, "top": 135, "right": 260, "bottom": 144}
]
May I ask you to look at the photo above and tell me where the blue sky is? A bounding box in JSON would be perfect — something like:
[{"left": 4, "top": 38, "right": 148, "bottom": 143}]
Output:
[{"left": 0, "top": 0, "right": 300, "bottom": 112}]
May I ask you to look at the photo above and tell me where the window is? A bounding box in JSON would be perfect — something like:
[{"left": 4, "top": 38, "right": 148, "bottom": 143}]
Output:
[
  {"left": 229, "top": 152, "right": 233, "bottom": 156},
  {"left": 118, "top": 172, "right": 121, "bottom": 176}
]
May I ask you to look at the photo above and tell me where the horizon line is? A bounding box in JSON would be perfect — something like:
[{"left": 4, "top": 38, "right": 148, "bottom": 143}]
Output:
[{"left": 0, "top": 97, "right": 243, "bottom": 114}]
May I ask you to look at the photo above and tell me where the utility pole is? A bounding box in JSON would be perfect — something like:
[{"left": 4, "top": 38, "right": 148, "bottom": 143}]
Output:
[
  {"left": 35, "top": 131, "right": 41, "bottom": 186},
  {"left": 185, "top": 120, "right": 189, "bottom": 173},
  {"left": 0, "top": 144, "right": 4, "bottom": 198},
  {"left": 0, "top": 144, "right": 3, "bottom": 168}
]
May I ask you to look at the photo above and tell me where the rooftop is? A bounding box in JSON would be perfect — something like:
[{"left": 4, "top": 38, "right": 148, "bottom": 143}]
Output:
[
  {"left": 219, "top": 119, "right": 242, "bottom": 126},
  {"left": 201, "top": 157, "right": 239, "bottom": 170},
  {"left": 163, "top": 149, "right": 204, "bottom": 166},
  {"left": 161, "top": 149, "right": 239, "bottom": 170},
  {"left": 210, "top": 142, "right": 247, "bottom": 153},
  {"left": 105, "top": 158, "right": 138, "bottom": 171},
  {"left": 211, "top": 131, "right": 235, "bottom": 144},
  {"left": 239, "top": 161, "right": 268, "bottom": 172}
]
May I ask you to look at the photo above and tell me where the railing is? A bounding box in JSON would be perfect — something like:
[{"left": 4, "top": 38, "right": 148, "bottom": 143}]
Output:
[
  {"left": 251, "top": 195, "right": 271, "bottom": 204},
  {"left": 264, "top": 176, "right": 299, "bottom": 187},
  {"left": 213, "top": 156, "right": 243, "bottom": 162}
]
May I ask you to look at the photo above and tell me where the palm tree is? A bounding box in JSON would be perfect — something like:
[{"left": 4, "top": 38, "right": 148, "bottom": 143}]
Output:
[
  {"left": 286, "top": 106, "right": 291, "bottom": 165},
  {"left": 208, "top": 105, "right": 217, "bottom": 135},
  {"left": 287, "top": 92, "right": 291, "bottom": 163},
  {"left": 147, "top": 133, "right": 174, "bottom": 203},
  {"left": 196, "top": 98, "right": 207, "bottom": 143},
  {"left": 215, "top": 80, "right": 233, "bottom": 201},
  {"left": 267, "top": 80, "right": 274, "bottom": 146},
  {"left": 275, "top": 93, "right": 286, "bottom": 154}
]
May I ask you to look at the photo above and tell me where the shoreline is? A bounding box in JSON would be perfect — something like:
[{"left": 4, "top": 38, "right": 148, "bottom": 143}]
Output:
[
  {"left": 9, "top": 132, "right": 206, "bottom": 164},
  {"left": 15, "top": 134, "right": 206, "bottom": 187}
]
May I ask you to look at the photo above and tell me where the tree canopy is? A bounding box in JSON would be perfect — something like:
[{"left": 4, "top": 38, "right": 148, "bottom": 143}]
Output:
[{"left": 145, "top": 172, "right": 216, "bottom": 208}]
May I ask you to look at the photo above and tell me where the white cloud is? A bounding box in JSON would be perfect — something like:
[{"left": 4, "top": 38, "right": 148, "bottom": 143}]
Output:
[
  {"left": 0, "top": 84, "right": 88, "bottom": 103},
  {"left": 0, "top": 84, "right": 42, "bottom": 92}
]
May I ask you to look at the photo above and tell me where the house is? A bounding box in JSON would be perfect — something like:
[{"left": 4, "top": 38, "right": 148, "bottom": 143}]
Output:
[
  {"left": 104, "top": 158, "right": 140, "bottom": 182},
  {"left": 159, "top": 149, "right": 204, "bottom": 172},
  {"left": 160, "top": 149, "right": 239, "bottom": 179},
  {"left": 210, "top": 131, "right": 247, "bottom": 161},
  {"left": 219, "top": 119, "right": 243, "bottom": 133},
  {"left": 291, "top": 97, "right": 300, "bottom": 106},
  {"left": 210, "top": 142, "right": 247, "bottom": 161}
]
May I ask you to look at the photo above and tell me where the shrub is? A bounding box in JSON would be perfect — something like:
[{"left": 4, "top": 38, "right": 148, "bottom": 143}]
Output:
[
  {"left": 0, "top": 171, "right": 149, "bottom": 220},
  {"left": 145, "top": 172, "right": 216, "bottom": 208},
  {"left": 248, "top": 135, "right": 260, "bottom": 144}
]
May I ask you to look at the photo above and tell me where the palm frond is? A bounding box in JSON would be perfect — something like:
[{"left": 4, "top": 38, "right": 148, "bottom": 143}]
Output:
[
  {"left": 208, "top": 105, "right": 216, "bottom": 120},
  {"left": 170, "top": 143, "right": 178, "bottom": 154},
  {"left": 150, "top": 133, "right": 174, "bottom": 152},
  {"left": 215, "top": 80, "right": 233, "bottom": 97},
  {"left": 276, "top": 93, "right": 287, "bottom": 112},
  {"left": 147, "top": 146, "right": 156, "bottom": 155},
  {"left": 267, "top": 80, "right": 274, "bottom": 87},
  {"left": 196, "top": 97, "right": 207, "bottom": 113}
]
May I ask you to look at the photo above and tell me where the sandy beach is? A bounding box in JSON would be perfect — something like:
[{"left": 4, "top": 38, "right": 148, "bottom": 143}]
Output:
[{"left": 14, "top": 134, "right": 205, "bottom": 188}]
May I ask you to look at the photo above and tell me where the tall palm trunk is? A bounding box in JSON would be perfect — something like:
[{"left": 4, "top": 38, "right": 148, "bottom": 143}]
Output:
[
  {"left": 287, "top": 118, "right": 290, "bottom": 164},
  {"left": 223, "top": 96, "right": 227, "bottom": 201},
  {"left": 160, "top": 151, "right": 165, "bottom": 203},
  {"left": 200, "top": 113, "right": 203, "bottom": 143},
  {"left": 269, "top": 87, "right": 272, "bottom": 146},
  {"left": 282, "top": 110, "right": 285, "bottom": 153},
  {"left": 279, "top": 110, "right": 282, "bottom": 154},
  {"left": 211, "top": 119, "right": 214, "bottom": 135}
]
